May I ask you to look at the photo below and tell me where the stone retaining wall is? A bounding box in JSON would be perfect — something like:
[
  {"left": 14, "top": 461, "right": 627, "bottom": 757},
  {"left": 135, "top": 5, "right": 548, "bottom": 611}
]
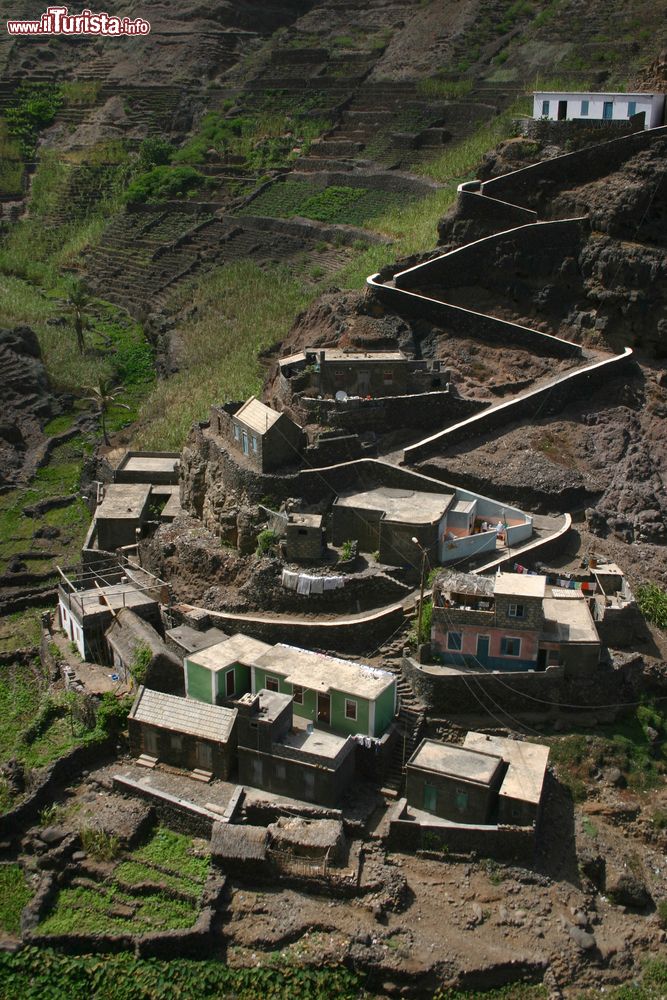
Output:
[
  {"left": 481, "top": 125, "right": 667, "bottom": 209},
  {"left": 403, "top": 348, "right": 634, "bottom": 463},
  {"left": 387, "top": 812, "right": 535, "bottom": 862},
  {"left": 402, "top": 654, "right": 644, "bottom": 723}
]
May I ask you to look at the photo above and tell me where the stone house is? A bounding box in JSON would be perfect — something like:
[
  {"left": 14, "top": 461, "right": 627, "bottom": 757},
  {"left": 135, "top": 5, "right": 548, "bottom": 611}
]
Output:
[
  {"left": 283, "top": 512, "right": 325, "bottom": 562},
  {"left": 406, "top": 732, "right": 549, "bottom": 828},
  {"left": 431, "top": 570, "right": 601, "bottom": 674},
  {"left": 278, "top": 347, "right": 447, "bottom": 397},
  {"left": 211, "top": 396, "right": 304, "bottom": 472},
  {"left": 406, "top": 740, "right": 504, "bottom": 823},
  {"left": 93, "top": 483, "right": 153, "bottom": 552},
  {"left": 128, "top": 685, "right": 237, "bottom": 778},
  {"left": 533, "top": 91, "right": 665, "bottom": 128},
  {"left": 236, "top": 689, "right": 355, "bottom": 806}
]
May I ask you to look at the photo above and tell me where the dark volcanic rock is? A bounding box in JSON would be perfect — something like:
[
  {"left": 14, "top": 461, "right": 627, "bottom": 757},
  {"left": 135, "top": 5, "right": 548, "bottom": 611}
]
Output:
[{"left": 0, "top": 326, "right": 57, "bottom": 486}]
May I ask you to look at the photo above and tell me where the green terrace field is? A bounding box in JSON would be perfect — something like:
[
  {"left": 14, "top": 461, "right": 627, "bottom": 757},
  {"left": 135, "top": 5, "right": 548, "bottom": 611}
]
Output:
[
  {"left": 236, "top": 179, "right": 412, "bottom": 227},
  {"left": 38, "top": 826, "right": 210, "bottom": 936}
]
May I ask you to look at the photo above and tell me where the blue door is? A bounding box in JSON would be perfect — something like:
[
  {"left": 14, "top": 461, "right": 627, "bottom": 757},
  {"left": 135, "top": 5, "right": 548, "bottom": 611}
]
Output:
[
  {"left": 423, "top": 783, "right": 437, "bottom": 813},
  {"left": 603, "top": 101, "right": 613, "bottom": 120},
  {"left": 476, "top": 635, "right": 490, "bottom": 664}
]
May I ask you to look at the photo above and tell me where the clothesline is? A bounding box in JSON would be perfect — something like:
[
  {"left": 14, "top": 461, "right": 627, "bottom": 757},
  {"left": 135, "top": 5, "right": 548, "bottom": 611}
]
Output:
[
  {"left": 281, "top": 569, "right": 345, "bottom": 595},
  {"left": 513, "top": 562, "right": 597, "bottom": 593}
]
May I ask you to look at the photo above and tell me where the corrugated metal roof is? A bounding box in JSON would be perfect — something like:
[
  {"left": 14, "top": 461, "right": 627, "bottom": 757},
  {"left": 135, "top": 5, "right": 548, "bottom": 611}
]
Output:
[
  {"left": 130, "top": 686, "right": 237, "bottom": 742},
  {"left": 234, "top": 396, "right": 282, "bottom": 434}
]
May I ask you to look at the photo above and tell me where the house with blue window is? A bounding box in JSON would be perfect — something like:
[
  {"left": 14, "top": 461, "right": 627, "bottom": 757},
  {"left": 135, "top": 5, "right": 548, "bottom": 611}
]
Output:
[
  {"left": 533, "top": 91, "right": 665, "bottom": 129},
  {"left": 431, "top": 570, "right": 601, "bottom": 675},
  {"left": 210, "top": 396, "right": 305, "bottom": 472}
]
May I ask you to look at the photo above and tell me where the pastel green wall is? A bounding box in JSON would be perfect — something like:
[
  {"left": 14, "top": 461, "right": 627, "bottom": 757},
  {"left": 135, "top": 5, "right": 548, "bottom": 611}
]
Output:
[
  {"left": 186, "top": 660, "right": 213, "bottom": 704},
  {"left": 374, "top": 681, "right": 396, "bottom": 737},
  {"left": 215, "top": 662, "right": 250, "bottom": 699},
  {"left": 253, "top": 666, "right": 316, "bottom": 722},
  {"left": 330, "top": 689, "right": 369, "bottom": 737}
]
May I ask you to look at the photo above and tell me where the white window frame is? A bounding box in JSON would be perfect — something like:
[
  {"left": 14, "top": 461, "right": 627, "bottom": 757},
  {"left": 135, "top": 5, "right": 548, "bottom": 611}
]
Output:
[
  {"left": 292, "top": 684, "right": 304, "bottom": 705},
  {"left": 233, "top": 424, "right": 240, "bottom": 441},
  {"left": 508, "top": 603, "right": 525, "bottom": 619},
  {"left": 265, "top": 675, "right": 280, "bottom": 692},
  {"left": 344, "top": 698, "right": 357, "bottom": 721},
  {"left": 251, "top": 435, "right": 258, "bottom": 453}
]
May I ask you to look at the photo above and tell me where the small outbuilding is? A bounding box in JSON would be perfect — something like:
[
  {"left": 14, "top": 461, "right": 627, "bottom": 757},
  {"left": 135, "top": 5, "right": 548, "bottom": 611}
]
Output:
[
  {"left": 230, "top": 397, "right": 305, "bottom": 472},
  {"left": 94, "top": 483, "right": 152, "bottom": 552},
  {"left": 210, "top": 823, "right": 269, "bottom": 878},
  {"left": 105, "top": 607, "right": 183, "bottom": 693},
  {"left": 128, "top": 685, "right": 237, "bottom": 778},
  {"left": 463, "top": 732, "right": 550, "bottom": 828},
  {"left": 284, "top": 512, "right": 325, "bottom": 562}
]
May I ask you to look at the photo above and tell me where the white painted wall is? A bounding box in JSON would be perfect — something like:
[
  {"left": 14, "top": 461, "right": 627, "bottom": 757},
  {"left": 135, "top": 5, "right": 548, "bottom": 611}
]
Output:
[
  {"left": 532, "top": 92, "right": 665, "bottom": 128},
  {"left": 59, "top": 596, "right": 86, "bottom": 659}
]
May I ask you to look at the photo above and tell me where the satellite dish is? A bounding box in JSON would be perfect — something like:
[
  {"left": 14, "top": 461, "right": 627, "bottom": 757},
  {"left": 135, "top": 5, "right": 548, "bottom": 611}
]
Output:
[{"left": 335, "top": 390, "right": 348, "bottom": 402}]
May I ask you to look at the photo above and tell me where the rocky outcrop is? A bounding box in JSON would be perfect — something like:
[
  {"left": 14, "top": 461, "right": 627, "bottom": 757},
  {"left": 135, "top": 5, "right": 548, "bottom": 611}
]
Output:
[{"left": 0, "top": 326, "right": 57, "bottom": 487}]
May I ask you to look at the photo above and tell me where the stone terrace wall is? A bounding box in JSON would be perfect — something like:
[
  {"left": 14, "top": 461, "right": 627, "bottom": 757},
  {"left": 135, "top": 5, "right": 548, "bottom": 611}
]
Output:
[
  {"left": 387, "top": 811, "right": 535, "bottom": 862},
  {"left": 368, "top": 278, "right": 581, "bottom": 360},
  {"left": 402, "top": 654, "right": 643, "bottom": 723},
  {"left": 394, "top": 218, "right": 587, "bottom": 296},
  {"left": 481, "top": 125, "right": 667, "bottom": 210},
  {"left": 403, "top": 347, "right": 634, "bottom": 463}
]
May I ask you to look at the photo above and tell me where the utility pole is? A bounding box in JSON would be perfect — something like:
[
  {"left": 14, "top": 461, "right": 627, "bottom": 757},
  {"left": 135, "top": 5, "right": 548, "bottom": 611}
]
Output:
[{"left": 412, "top": 536, "right": 428, "bottom": 645}]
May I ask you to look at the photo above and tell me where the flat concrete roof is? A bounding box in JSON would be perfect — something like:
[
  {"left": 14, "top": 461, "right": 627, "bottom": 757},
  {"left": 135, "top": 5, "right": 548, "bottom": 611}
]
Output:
[
  {"left": 96, "top": 484, "right": 151, "bottom": 520},
  {"left": 166, "top": 624, "right": 228, "bottom": 653},
  {"left": 130, "top": 685, "right": 237, "bottom": 743},
  {"left": 464, "top": 732, "right": 549, "bottom": 806},
  {"left": 256, "top": 643, "right": 396, "bottom": 701},
  {"left": 67, "top": 582, "right": 158, "bottom": 618},
  {"left": 282, "top": 726, "right": 350, "bottom": 761},
  {"left": 121, "top": 456, "right": 179, "bottom": 474},
  {"left": 234, "top": 396, "right": 282, "bottom": 434},
  {"left": 253, "top": 687, "right": 292, "bottom": 721},
  {"left": 187, "top": 633, "right": 273, "bottom": 672},
  {"left": 288, "top": 513, "right": 322, "bottom": 528},
  {"left": 409, "top": 739, "right": 502, "bottom": 786},
  {"left": 316, "top": 348, "right": 407, "bottom": 362},
  {"left": 494, "top": 573, "right": 546, "bottom": 599},
  {"left": 334, "top": 486, "right": 454, "bottom": 525},
  {"left": 542, "top": 595, "right": 599, "bottom": 643},
  {"left": 533, "top": 90, "right": 661, "bottom": 98}
]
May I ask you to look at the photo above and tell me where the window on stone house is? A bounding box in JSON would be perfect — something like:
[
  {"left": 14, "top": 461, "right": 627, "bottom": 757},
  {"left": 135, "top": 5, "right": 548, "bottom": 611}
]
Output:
[
  {"left": 508, "top": 603, "right": 525, "bottom": 618},
  {"left": 383, "top": 371, "right": 394, "bottom": 384},
  {"left": 233, "top": 425, "right": 240, "bottom": 441},
  {"left": 251, "top": 435, "right": 258, "bottom": 452},
  {"left": 500, "top": 637, "right": 521, "bottom": 656},
  {"left": 335, "top": 370, "right": 344, "bottom": 382}
]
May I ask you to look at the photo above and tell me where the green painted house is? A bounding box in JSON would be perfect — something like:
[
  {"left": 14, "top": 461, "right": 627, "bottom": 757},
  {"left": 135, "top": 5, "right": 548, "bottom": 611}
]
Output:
[
  {"left": 253, "top": 644, "right": 397, "bottom": 738},
  {"left": 184, "top": 633, "right": 272, "bottom": 705}
]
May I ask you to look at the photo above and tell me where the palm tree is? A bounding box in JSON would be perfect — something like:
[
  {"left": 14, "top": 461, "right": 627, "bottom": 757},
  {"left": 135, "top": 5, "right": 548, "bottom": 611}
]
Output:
[
  {"left": 84, "top": 379, "right": 130, "bottom": 446},
  {"left": 68, "top": 281, "right": 89, "bottom": 354}
]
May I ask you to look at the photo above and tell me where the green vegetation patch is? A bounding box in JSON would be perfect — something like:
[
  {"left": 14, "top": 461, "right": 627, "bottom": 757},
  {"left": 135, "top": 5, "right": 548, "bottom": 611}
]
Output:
[
  {"left": 39, "top": 825, "right": 209, "bottom": 937},
  {"left": 0, "top": 865, "right": 32, "bottom": 935},
  {"left": 0, "top": 948, "right": 363, "bottom": 999},
  {"left": 238, "top": 179, "right": 409, "bottom": 227},
  {"left": 636, "top": 582, "right": 667, "bottom": 629},
  {"left": 546, "top": 700, "right": 667, "bottom": 801},
  {"left": 133, "top": 260, "right": 314, "bottom": 450},
  {"left": 132, "top": 826, "right": 209, "bottom": 883},
  {"left": 125, "top": 164, "right": 206, "bottom": 205}
]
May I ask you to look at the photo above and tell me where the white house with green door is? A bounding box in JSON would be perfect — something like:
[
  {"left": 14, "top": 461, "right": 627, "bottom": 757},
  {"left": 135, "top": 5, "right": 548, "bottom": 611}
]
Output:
[
  {"left": 184, "top": 633, "right": 273, "bottom": 706},
  {"left": 252, "top": 644, "right": 397, "bottom": 738}
]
